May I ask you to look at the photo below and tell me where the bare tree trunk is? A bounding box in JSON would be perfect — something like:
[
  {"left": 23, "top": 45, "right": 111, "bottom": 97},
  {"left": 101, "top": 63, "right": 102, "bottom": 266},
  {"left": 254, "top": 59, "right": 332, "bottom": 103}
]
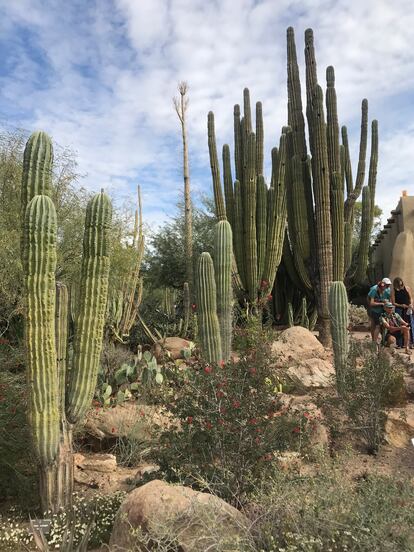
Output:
[{"left": 174, "top": 82, "right": 193, "bottom": 299}]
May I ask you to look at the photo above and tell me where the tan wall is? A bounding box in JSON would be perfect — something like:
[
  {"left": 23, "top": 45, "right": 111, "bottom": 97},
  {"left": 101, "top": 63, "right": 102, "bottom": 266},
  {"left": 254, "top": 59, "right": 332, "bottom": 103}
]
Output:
[{"left": 372, "top": 195, "right": 414, "bottom": 285}]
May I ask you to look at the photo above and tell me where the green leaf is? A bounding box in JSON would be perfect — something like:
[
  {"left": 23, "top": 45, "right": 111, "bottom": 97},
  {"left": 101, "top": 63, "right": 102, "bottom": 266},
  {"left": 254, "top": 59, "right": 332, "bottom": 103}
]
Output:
[
  {"left": 130, "top": 382, "right": 140, "bottom": 391},
  {"left": 155, "top": 372, "right": 164, "bottom": 385},
  {"left": 143, "top": 351, "right": 152, "bottom": 362},
  {"left": 103, "top": 384, "right": 112, "bottom": 398},
  {"left": 126, "top": 364, "right": 136, "bottom": 379},
  {"left": 117, "top": 390, "right": 125, "bottom": 405},
  {"left": 115, "top": 366, "right": 128, "bottom": 384}
]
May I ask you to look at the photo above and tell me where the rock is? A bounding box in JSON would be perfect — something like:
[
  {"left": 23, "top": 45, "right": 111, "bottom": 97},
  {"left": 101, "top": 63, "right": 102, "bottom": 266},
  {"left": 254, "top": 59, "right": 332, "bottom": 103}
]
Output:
[
  {"left": 78, "top": 453, "right": 117, "bottom": 473},
  {"left": 84, "top": 403, "right": 172, "bottom": 441},
  {"left": 271, "top": 327, "right": 334, "bottom": 389},
  {"left": 286, "top": 357, "right": 335, "bottom": 388},
  {"left": 134, "top": 463, "right": 160, "bottom": 482},
  {"left": 272, "top": 326, "right": 325, "bottom": 360},
  {"left": 109, "top": 480, "right": 250, "bottom": 551},
  {"left": 153, "top": 337, "right": 193, "bottom": 360},
  {"left": 384, "top": 404, "right": 414, "bottom": 448}
]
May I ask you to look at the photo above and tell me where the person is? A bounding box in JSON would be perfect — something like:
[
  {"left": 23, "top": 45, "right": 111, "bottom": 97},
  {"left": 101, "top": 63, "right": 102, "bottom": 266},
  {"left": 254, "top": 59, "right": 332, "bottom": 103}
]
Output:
[
  {"left": 367, "top": 278, "right": 392, "bottom": 343},
  {"left": 379, "top": 302, "right": 410, "bottom": 354},
  {"left": 391, "top": 277, "right": 414, "bottom": 348}
]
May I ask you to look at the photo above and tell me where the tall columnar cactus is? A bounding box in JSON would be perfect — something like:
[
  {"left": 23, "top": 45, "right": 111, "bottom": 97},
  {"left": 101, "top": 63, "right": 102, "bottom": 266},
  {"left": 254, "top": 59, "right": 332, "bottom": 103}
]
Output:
[
  {"left": 284, "top": 27, "right": 378, "bottom": 345},
  {"left": 21, "top": 132, "right": 113, "bottom": 513},
  {"left": 197, "top": 252, "right": 222, "bottom": 363},
  {"left": 208, "top": 91, "right": 288, "bottom": 306},
  {"left": 182, "top": 281, "right": 190, "bottom": 337},
  {"left": 328, "top": 281, "right": 349, "bottom": 394},
  {"left": 66, "top": 191, "right": 112, "bottom": 425},
  {"left": 214, "top": 220, "right": 233, "bottom": 361},
  {"left": 24, "top": 195, "right": 59, "bottom": 466}
]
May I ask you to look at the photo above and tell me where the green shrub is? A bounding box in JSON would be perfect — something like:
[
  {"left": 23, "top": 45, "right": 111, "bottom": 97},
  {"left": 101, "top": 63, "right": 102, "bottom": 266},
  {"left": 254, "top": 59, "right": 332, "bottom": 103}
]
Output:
[
  {"left": 342, "top": 341, "right": 406, "bottom": 453},
  {"left": 150, "top": 317, "right": 312, "bottom": 505},
  {"left": 0, "top": 369, "right": 36, "bottom": 504},
  {"left": 251, "top": 456, "right": 414, "bottom": 551}
]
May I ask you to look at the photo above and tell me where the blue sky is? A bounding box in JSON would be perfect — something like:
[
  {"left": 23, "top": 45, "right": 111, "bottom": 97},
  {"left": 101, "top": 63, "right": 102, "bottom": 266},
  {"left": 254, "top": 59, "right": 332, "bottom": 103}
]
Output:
[{"left": 0, "top": 0, "right": 413, "bottom": 229}]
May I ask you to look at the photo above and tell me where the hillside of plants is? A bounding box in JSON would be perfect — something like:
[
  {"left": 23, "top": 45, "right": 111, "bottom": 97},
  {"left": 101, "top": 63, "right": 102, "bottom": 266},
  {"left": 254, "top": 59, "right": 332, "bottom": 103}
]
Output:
[{"left": 0, "top": 27, "right": 413, "bottom": 552}]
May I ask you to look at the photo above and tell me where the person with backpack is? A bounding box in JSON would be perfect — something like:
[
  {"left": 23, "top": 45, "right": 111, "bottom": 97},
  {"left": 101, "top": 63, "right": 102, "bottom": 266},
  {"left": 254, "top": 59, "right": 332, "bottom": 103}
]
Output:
[
  {"left": 367, "top": 278, "right": 392, "bottom": 343},
  {"left": 391, "top": 276, "right": 414, "bottom": 347},
  {"left": 379, "top": 302, "right": 410, "bottom": 354}
]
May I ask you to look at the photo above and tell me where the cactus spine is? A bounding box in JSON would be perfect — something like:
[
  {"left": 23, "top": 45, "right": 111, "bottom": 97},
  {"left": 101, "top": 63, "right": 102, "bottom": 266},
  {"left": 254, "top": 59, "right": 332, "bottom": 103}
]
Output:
[
  {"left": 197, "top": 253, "right": 222, "bottom": 363},
  {"left": 21, "top": 132, "right": 112, "bottom": 512},
  {"left": 329, "top": 281, "right": 349, "bottom": 394},
  {"left": 214, "top": 221, "right": 233, "bottom": 361}
]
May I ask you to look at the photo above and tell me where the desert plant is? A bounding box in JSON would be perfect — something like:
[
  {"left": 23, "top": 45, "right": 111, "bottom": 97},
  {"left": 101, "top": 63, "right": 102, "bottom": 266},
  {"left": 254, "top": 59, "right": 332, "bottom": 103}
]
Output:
[
  {"left": 283, "top": 28, "right": 378, "bottom": 344},
  {"left": 208, "top": 98, "right": 288, "bottom": 307},
  {"left": 329, "top": 281, "right": 349, "bottom": 394},
  {"left": 21, "top": 131, "right": 112, "bottom": 513}
]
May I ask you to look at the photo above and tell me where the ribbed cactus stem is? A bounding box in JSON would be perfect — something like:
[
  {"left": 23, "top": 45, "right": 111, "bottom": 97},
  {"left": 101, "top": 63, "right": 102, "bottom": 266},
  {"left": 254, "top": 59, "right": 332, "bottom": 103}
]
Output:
[
  {"left": 214, "top": 221, "right": 233, "bottom": 361},
  {"left": 24, "top": 195, "right": 59, "bottom": 466},
  {"left": 255, "top": 101, "right": 264, "bottom": 176},
  {"left": 197, "top": 253, "right": 222, "bottom": 363},
  {"left": 207, "top": 112, "right": 226, "bottom": 221},
  {"left": 222, "top": 144, "right": 235, "bottom": 228},
  {"left": 182, "top": 282, "right": 190, "bottom": 337},
  {"left": 329, "top": 281, "right": 349, "bottom": 394},
  {"left": 300, "top": 296, "right": 309, "bottom": 329},
  {"left": 353, "top": 186, "right": 372, "bottom": 284},
  {"left": 244, "top": 132, "right": 258, "bottom": 302},
  {"left": 67, "top": 191, "right": 112, "bottom": 424},
  {"left": 55, "top": 282, "right": 68, "bottom": 413},
  {"left": 21, "top": 132, "right": 53, "bottom": 221}
]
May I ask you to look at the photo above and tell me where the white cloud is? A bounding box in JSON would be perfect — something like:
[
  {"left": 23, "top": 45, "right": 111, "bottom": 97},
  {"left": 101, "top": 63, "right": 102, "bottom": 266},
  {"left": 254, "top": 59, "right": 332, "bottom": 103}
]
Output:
[{"left": 0, "top": 0, "right": 412, "bottom": 233}]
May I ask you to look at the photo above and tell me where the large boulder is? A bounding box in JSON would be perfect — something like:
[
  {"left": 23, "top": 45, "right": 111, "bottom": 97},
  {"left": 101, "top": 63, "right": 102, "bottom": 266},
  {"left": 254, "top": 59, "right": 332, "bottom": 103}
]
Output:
[
  {"left": 84, "top": 403, "right": 171, "bottom": 441},
  {"left": 384, "top": 404, "right": 414, "bottom": 448},
  {"left": 271, "top": 327, "right": 334, "bottom": 388},
  {"left": 153, "top": 337, "right": 193, "bottom": 360},
  {"left": 109, "top": 480, "right": 250, "bottom": 551}
]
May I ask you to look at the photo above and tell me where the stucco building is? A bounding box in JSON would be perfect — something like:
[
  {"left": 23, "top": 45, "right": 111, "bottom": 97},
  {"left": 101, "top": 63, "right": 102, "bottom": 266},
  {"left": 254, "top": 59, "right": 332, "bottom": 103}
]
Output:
[{"left": 371, "top": 192, "right": 414, "bottom": 290}]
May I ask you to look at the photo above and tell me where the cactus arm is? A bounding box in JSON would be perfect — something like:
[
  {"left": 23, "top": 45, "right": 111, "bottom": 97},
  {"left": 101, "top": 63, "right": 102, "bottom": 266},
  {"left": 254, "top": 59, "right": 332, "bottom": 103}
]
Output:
[
  {"left": 287, "top": 302, "right": 294, "bottom": 327},
  {"left": 24, "top": 195, "right": 59, "bottom": 465},
  {"left": 222, "top": 144, "right": 235, "bottom": 228},
  {"left": 207, "top": 112, "right": 226, "bottom": 221},
  {"left": 255, "top": 101, "right": 264, "bottom": 176},
  {"left": 55, "top": 282, "right": 69, "bottom": 413},
  {"left": 234, "top": 104, "right": 243, "bottom": 183},
  {"left": 67, "top": 191, "right": 112, "bottom": 424},
  {"left": 368, "top": 120, "right": 378, "bottom": 226},
  {"left": 233, "top": 180, "right": 246, "bottom": 290},
  {"left": 244, "top": 132, "right": 258, "bottom": 302},
  {"left": 256, "top": 175, "right": 267, "bottom": 282},
  {"left": 353, "top": 186, "right": 372, "bottom": 284}
]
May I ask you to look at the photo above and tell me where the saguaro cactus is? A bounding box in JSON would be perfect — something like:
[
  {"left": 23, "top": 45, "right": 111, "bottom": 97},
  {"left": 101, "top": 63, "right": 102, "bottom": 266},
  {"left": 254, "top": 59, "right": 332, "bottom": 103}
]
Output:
[
  {"left": 214, "top": 220, "right": 233, "bottom": 361},
  {"left": 21, "top": 132, "right": 112, "bottom": 513},
  {"left": 197, "top": 252, "right": 222, "bottom": 363},
  {"left": 328, "top": 281, "right": 349, "bottom": 394}
]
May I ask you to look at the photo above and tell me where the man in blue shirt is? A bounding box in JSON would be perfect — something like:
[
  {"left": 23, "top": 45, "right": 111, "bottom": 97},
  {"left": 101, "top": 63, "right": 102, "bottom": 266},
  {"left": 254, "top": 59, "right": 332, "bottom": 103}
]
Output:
[
  {"left": 380, "top": 302, "right": 410, "bottom": 354},
  {"left": 368, "top": 278, "right": 391, "bottom": 343}
]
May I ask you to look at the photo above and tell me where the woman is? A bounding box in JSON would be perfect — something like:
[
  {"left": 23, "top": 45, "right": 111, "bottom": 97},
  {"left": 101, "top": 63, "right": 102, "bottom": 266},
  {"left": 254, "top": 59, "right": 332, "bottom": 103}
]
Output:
[{"left": 391, "top": 277, "right": 413, "bottom": 346}]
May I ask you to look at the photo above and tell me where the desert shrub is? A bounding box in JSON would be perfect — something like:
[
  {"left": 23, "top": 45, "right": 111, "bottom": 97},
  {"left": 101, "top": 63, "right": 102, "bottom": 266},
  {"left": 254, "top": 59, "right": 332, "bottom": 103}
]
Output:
[
  {"left": 150, "top": 318, "right": 312, "bottom": 505},
  {"left": 348, "top": 303, "right": 369, "bottom": 327},
  {"left": 0, "top": 492, "right": 125, "bottom": 550},
  {"left": 251, "top": 456, "right": 414, "bottom": 552},
  {"left": 0, "top": 369, "right": 36, "bottom": 504},
  {"left": 342, "top": 342, "right": 406, "bottom": 453}
]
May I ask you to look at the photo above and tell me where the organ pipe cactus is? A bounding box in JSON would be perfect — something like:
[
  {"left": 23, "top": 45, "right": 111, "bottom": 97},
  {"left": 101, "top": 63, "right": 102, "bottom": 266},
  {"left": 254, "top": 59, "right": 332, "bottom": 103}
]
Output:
[
  {"left": 208, "top": 91, "right": 287, "bottom": 306},
  {"left": 328, "top": 281, "right": 349, "bottom": 394},
  {"left": 284, "top": 27, "right": 378, "bottom": 345},
  {"left": 21, "top": 132, "right": 112, "bottom": 513}
]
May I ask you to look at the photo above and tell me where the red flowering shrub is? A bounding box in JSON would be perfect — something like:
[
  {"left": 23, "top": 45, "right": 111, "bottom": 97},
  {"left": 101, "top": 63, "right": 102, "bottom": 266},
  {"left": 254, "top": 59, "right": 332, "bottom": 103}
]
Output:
[{"left": 152, "top": 317, "right": 311, "bottom": 505}]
